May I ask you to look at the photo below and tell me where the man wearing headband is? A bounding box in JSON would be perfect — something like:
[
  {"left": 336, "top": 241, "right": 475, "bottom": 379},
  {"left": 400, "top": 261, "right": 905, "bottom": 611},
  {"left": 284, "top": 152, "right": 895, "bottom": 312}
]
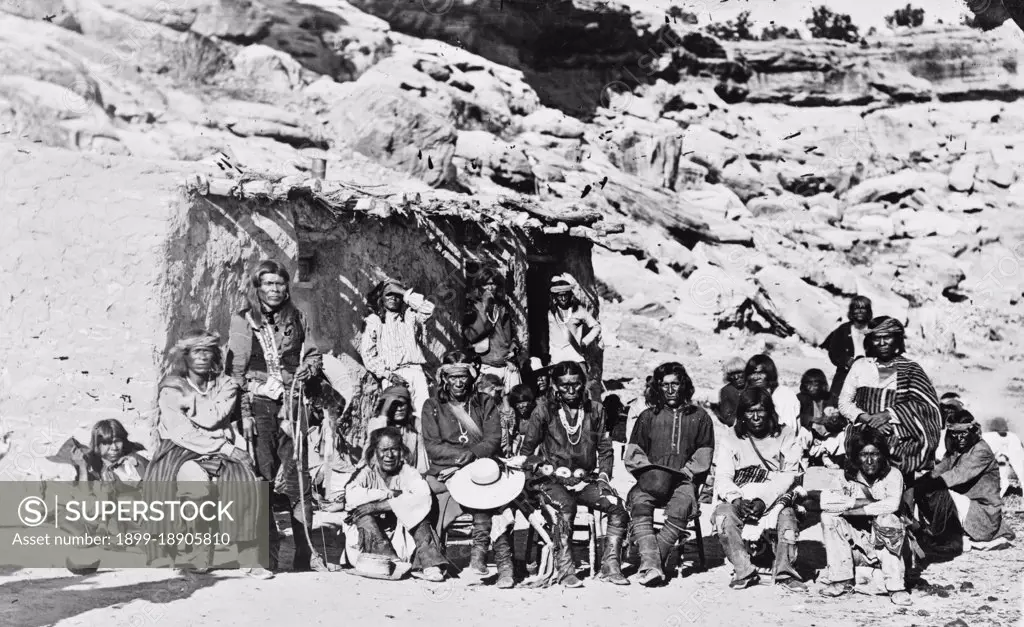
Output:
[
  {"left": 464, "top": 267, "right": 523, "bottom": 394},
  {"left": 547, "top": 273, "right": 602, "bottom": 401},
  {"left": 420, "top": 351, "right": 514, "bottom": 588},
  {"left": 520, "top": 360, "right": 629, "bottom": 588},
  {"left": 226, "top": 260, "right": 329, "bottom": 573},
  {"left": 148, "top": 329, "right": 271, "bottom": 579},
  {"left": 360, "top": 276, "right": 436, "bottom": 444},
  {"left": 914, "top": 409, "right": 1015, "bottom": 553},
  {"left": 837, "top": 316, "right": 941, "bottom": 490}
]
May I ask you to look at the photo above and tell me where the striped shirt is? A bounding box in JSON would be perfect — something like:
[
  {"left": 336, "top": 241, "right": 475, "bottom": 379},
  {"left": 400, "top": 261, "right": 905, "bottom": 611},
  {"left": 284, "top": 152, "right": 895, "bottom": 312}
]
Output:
[{"left": 359, "top": 291, "right": 435, "bottom": 378}]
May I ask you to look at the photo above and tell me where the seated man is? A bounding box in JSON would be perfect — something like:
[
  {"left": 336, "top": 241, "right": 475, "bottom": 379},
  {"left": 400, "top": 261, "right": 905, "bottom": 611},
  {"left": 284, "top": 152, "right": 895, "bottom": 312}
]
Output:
[
  {"left": 421, "top": 351, "right": 514, "bottom": 588},
  {"left": 625, "top": 362, "right": 714, "bottom": 586},
  {"left": 520, "top": 361, "right": 629, "bottom": 588},
  {"left": 343, "top": 427, "right": 449, "bottom": 582},
  {"left": 818, "top": 427, "right": 912, "bottom": 606},
  {"left": 915, "top": 409, "right": 1015, "bottom": 553},
  {"left": 713, "top": 387, "right": 807, "bottom": 591},
  {"left": 146, "top": 329, "right": 271, "bottom": 579}
]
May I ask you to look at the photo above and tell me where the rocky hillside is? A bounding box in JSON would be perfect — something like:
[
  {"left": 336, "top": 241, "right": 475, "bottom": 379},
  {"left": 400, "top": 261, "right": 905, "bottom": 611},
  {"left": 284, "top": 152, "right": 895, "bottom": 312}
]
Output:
[{"left": 3, "top": 0, "right": 1024, "bottom": 377}]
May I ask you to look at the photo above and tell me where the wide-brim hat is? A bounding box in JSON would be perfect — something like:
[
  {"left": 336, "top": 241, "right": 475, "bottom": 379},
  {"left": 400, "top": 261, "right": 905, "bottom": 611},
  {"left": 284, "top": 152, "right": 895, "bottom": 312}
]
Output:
[
  {"left": 631, "top": 465, "right": 687, "bottom": 500},
  {"left": 345, "top": 553, "right": 412, "bottom": 581},
  {"left": 447, "top": 458, "right": 526, "bottom": 510}
]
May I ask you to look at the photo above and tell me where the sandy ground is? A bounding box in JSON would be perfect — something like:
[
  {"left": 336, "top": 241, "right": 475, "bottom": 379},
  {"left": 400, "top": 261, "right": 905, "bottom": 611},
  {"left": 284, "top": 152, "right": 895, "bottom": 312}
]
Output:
[{"left": 1, "top": 499, "right": 1021, "bottom": 627}]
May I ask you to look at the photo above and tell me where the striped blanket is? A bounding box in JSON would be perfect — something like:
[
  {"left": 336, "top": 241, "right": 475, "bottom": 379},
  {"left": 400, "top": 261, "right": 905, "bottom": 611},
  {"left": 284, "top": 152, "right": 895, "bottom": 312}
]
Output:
[{"left": 848, "top": 357, "right": 941, "bottom": 474}]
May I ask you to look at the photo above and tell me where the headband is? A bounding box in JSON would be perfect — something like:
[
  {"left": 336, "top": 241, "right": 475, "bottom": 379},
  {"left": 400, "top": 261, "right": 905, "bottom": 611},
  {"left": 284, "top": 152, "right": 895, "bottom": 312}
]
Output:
[
  {"left": 383, "top": 281, "right": 406, "bottom": 297},
  {"left": 866, "top": 317, "right": 905, "bottom": 338},
  {"left": 439, "top": 363, "right": 478, "bottom": 379},
  {"left": 175, "top": 332, "right": 220, "bottom": 353},
  {"left": 947, "top": 421, "right": 977, "bottom": 432},
  {"left": 550, "top": 273, "right": 576, "bottom": 294}
]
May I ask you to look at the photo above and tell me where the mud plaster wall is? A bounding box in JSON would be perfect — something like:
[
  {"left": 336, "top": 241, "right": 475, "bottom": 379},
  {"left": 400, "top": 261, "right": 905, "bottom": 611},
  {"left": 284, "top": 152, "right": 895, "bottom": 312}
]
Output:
[
  {"left": 293, "top": 199, "right": 531, "bottom": 370},
  {"left": 0, "top": 146, "right": 196, "bottom": 479}
]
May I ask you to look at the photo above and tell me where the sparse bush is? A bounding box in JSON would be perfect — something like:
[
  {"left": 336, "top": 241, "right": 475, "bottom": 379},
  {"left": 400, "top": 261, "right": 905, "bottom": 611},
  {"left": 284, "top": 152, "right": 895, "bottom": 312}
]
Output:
[
  {"left": 886, "top": 4, "right": 925, "bottom": 28},
  {"left": 667, "top": 5, "right": 699, "bottom": 25},
  {"left": 806, "top": 6, "right": 861, "bottom": 43},
  {"left": 163, "top": 32, "right": 230, "bottom": 85},
  {"left": 706, "top": 11, "right": 757, "bottom": 41},
  {"left": 761, "top": 23, "right": 802, "bottom": 40}
]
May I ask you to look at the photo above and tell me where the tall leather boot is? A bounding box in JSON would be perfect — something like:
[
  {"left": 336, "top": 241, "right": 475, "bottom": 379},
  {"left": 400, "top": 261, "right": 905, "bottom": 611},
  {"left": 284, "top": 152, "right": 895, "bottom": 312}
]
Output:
[
  {"left": 598, "top": 532, "right": 630, "bottom": 585},
  {"left": 493, "top": 531, "right": 515, "bottom": 589},
  {"left": 469, "top": 515, "right": 491, "bottom": 576},
  {"left": 555, "top": 512, "right": 582, "bottom": 588},
  {"left": 655, "top": 518, "right": 687, "bottom": 564},
  {"left": 634, "top": 520, "right": 665, "bottom": 586},
  {"left": 268, "top": 516, "right": 281, "bottom": 572}
]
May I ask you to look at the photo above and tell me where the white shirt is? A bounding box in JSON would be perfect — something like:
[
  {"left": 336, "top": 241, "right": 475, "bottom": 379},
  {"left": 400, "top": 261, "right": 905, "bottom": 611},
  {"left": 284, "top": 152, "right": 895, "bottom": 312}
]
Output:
[{"left": 838, "top": 358, "right": 899, "bottom": 424}]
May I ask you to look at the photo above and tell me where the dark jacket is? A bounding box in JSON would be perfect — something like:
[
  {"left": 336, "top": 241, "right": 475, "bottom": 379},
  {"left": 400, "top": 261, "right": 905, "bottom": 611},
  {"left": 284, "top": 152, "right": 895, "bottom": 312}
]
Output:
[
  {"left": 821, "top": 321, "right": 861, "bottom": 400},
  {"left": 463, "top": 299, "right": 519, "bottom": 368},
  {"left": 718, "top": 383, "right": 742, "bottom": 427},
  {"left": 520, "top": 397, "right": 614, "bottom": 477},
  {"left": 421, "top": 392, "right": 502, "bottom": 476}
]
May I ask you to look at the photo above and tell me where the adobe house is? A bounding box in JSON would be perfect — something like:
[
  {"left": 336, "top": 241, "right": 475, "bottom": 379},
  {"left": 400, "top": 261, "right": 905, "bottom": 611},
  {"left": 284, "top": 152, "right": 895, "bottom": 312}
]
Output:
[{"left": 0, "top": 145, "right": 620, "bottom": 477}]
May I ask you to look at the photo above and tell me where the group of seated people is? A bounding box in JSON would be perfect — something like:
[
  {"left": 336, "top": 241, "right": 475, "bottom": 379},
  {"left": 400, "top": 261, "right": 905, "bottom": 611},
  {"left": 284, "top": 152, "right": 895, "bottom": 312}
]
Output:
[{"left": 51, "top": 261, "right": 1020, "bottom": 604}]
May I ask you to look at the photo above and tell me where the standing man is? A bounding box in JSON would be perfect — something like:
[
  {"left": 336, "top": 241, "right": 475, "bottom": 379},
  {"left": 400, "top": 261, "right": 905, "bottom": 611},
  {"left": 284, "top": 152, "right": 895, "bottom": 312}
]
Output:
[
  {"left": 547, "top": 274, "right": 602, "bottom": 402},
  {"left": 226, "top": 260, "right": 331, "bottom": 572},
  {"left": 360, "top": 277, "right": 436, "bottom": 458},
  {"left": 821, "top": 296, "right": 873, "bottom": 403},
  {"left": 625, "top": 362, "right": 715, "bottom": 586},
  {"left": 464, "top": 267, "right": 522, "bottom": 393},
  {"left": 420, "top": 351, "right": 515, "bottom": 588},
  {"left": 520, "top": 361, "right": 629, "bottom": 588}
]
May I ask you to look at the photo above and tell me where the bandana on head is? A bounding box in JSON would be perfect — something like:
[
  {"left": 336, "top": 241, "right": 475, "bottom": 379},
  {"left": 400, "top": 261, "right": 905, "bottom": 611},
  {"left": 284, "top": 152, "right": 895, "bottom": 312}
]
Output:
[
  {"left": 381, "top": 385, "right": 411, "bottom": 404},
  {"left": 439, "top": 363, "right": 477, "bottom": 380},
  {"left": 383, "top": 281, "right": 406, "bottom": 297},
  {"left": 866, "top": 317, "right": 905, "bottom": 338},
  {"left": 947, "top": 420, "right": 978, "bottom": 432},
  {"left": 550, "top": 274, "right": 575, "bottom": 294},
  {"left": 175, "top": 332, "right": 220, "bottom": 353}
]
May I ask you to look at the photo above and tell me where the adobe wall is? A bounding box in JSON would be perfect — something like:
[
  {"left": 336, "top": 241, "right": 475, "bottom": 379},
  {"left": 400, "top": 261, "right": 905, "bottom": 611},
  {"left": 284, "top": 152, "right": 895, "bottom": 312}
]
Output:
[
  {"left": 293, "top": 200, "right": 531, "bottom": 370},
  {"left": 0, "top": 145, "right": 195, "bottom": 479}
]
